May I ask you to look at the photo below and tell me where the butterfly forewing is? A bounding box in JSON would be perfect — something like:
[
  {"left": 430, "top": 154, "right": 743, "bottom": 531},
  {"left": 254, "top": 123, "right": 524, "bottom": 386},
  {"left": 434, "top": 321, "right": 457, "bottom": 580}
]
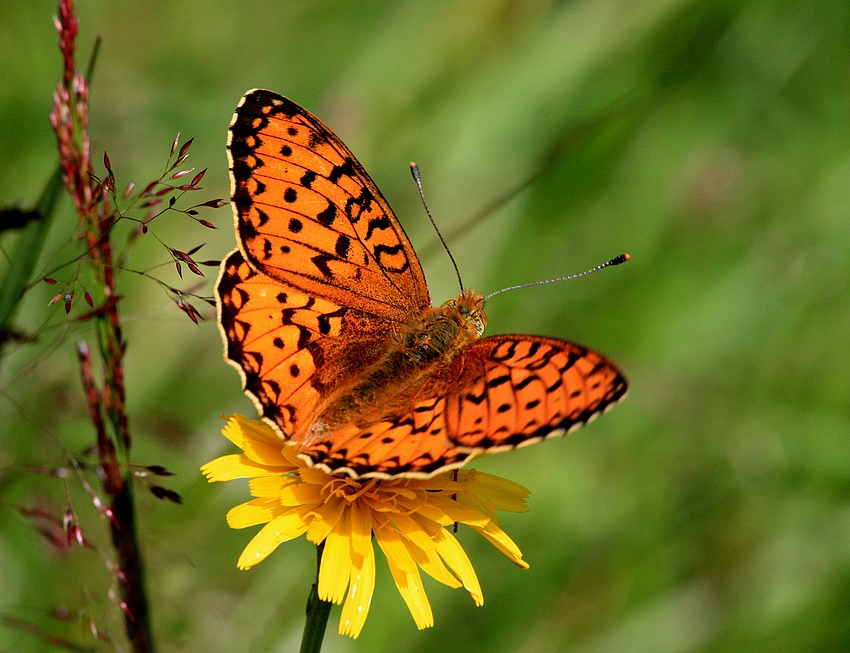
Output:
[
  {"left": 217, "top": 250, "right": 396, "bottom": 439},
  {"left": 228, "top": 89, "right": 429, "bottom": 320}
]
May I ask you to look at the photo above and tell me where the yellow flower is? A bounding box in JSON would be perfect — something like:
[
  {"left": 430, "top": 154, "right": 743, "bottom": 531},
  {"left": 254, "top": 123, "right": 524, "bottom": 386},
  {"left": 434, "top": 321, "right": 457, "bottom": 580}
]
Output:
[{"left": 201, "top": 415, "right": 530, "bottom": 638}]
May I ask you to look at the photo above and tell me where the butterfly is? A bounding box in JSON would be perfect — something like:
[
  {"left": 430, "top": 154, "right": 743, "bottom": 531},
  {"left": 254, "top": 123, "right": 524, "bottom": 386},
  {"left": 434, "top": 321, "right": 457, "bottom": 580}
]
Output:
[{"left": 216, "top": 89, "right": 627, "bottom": 479}]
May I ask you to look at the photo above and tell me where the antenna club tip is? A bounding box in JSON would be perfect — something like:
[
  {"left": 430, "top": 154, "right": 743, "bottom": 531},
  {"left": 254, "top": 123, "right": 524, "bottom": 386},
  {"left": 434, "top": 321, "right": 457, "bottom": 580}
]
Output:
[{"left": 611, "top": 253, "right": 630, "bottom": 265}]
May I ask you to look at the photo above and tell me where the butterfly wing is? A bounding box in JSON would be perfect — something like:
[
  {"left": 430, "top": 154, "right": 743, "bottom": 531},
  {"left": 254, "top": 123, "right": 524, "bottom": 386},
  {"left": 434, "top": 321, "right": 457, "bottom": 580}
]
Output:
[
  {"left": 228, "top": 89, "right": 430, "bottom": 320},
  {"left": 217, "top": 250, "right": 397, "bottom": 438},
  {"left": 443, "top": 335, "right": 627, "bottom": 450},
  {"left": 297, "top": 335, "right": 628, "bottom": 478}
]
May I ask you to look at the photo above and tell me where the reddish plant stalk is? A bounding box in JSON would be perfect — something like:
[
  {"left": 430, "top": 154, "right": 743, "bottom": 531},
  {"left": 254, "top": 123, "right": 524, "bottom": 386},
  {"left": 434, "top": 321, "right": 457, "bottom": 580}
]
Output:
[{"left": 51, "top": 1, "right": 154, "bottom": 650}]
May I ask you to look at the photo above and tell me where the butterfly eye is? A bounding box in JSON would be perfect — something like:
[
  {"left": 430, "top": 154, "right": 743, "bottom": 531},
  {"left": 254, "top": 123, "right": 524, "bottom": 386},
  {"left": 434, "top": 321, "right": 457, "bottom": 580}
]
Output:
[{"left": 439, "top": 296, "right": 486, "bottom": 336}]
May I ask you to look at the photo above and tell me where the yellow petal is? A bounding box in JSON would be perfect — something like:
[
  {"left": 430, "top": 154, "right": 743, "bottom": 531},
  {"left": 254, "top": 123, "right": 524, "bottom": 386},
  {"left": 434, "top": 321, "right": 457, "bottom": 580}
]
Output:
[
  {"left": 348, "top": 499, "right": 373, "bottom": 563},
  {"left": 278, "top": 479, "right": 324, "bottom": 507},
  {"left": 236, "top": 511, "right": 309, "bottom": 569},
  {"left": 375, "top": 519, "right": 434, "bottom": 627},
  {"left": 339, "top": 538, "right": 376, "bottom": 639},
  {"left": 468, "top": 521, "right": 529, "bottom": 569},
  {"left": 417, "top": 547, "right": 461, "bottom": 589},
  {"left": 319, "top": 509, "right": 352, "bottom": 604},
  {"left": 374, "top": 520, "right": 418, "bottom": 574},
  {"left": 248, "top": 475, "right": 294, "bottom": 498},
  {"left": 418, "top": 495, "right": 491, "bottom": 527},
  {"left": 432, "top": 528, "right": 483, "bottom": 605},
  {"left": 458, "top": 469, "right": 530, "bottom": 512},
  {"left": 299, "top": 466, "right": 335, "bottom": 486},
  {"left": 306, "top": 496, "right": 346, "bottom": 544},
  {"left": 222, "top": 414, "right": 278, "bottom": 446},
  {"left": 408, "top": 500, "right": 455, "bottom": 527},
  {"left": 222, "top": 415, "right": 283, "bottom": 451},
  {"left": 387, "top": 513, "right": 439, "bottom": 566},
  {"left": 238, "top": 437, "right": 291, "bottom": 468},
  {"left": 201, "top": 454, "right": 288, "bottom": 482},
  {"left": 226, "top": 498, "right": 280, "bottom": 529},
  {"left": 386, "top": 560, "right": 433, "bottom": 630}
]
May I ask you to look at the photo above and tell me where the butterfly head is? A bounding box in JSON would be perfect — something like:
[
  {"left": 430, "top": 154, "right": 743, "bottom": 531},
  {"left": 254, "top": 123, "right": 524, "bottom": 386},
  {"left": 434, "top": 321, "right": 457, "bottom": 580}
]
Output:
[{"left": 440, "top": 289, "right": 487, "bottom": 337}]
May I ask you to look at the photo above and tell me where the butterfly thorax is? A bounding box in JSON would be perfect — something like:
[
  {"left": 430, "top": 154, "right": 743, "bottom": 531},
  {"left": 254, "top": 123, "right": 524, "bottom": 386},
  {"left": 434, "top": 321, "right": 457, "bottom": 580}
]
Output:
[{"left": 302, "top": 290, "right": 486, "bottom": 445}]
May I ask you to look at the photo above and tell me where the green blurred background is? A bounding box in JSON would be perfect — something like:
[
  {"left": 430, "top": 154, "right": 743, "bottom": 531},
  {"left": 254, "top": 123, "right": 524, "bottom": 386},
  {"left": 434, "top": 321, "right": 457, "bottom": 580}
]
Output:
[{"left": 2, "top": 1, "right": 850, "bottom": 651}]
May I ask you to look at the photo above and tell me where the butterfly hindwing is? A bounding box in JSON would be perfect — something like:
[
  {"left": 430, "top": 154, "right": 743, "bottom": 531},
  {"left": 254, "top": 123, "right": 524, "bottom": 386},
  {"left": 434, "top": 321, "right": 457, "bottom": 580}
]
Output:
[
  {"left": 296, "top": 335, "right": 627, "bottom": 479},
  {"left": 228, "top": 89, "right": 429, "bottom": 320},
  {"left": 444, "top": 335, "right": 627, "bottom": 450}
]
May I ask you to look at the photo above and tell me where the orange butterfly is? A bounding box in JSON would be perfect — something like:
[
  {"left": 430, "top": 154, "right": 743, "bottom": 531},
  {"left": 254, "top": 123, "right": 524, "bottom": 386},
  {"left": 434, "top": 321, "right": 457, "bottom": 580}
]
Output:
[{"left": 217, "top": 89, "right": 627, "bottom": 479}]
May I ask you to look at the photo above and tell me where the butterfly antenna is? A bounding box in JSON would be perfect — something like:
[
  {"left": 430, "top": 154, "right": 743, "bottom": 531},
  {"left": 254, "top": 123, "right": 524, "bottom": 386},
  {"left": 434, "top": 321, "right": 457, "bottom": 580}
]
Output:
[
  {"left": 484, "top": 253, "right": 630, "bottom": 301},
  {"left": 410, "top": 162, "right": 464, "bottom": 292}
]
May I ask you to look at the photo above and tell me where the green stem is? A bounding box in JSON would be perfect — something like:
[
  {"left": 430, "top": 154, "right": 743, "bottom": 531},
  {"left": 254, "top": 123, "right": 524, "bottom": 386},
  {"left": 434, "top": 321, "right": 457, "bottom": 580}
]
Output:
[{"left": 299, "top": 542, "right": 332, "bottom": 653}]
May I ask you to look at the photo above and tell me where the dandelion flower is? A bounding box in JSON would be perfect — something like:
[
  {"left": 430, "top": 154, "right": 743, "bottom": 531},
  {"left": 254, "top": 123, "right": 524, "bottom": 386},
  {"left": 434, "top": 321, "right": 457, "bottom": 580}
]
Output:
[{"left": 202, "top": 415, "right": 530, "bottom": 638}]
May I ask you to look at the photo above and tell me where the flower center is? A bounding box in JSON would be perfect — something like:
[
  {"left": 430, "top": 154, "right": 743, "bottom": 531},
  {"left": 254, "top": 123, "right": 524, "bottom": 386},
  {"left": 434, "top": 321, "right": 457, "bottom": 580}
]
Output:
[{"left": 322, "top": 476, "right": 379, "bottom": 503}]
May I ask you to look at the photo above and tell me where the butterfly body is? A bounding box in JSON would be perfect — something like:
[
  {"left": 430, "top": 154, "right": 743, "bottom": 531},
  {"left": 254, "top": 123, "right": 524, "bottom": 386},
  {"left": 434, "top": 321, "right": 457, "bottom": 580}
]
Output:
[
  {"left": 217, "top": 89, "right": 627, "bottom": 479},
  {"left": 305, "top": 289, "right": 486, "bottom": 444}
]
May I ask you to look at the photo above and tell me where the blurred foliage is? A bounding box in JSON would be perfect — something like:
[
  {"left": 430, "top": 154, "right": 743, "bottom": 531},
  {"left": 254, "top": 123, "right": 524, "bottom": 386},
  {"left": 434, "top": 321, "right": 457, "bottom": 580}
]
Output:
[{"left": 2, "top": 0, "right": 850, "bottom": 651}]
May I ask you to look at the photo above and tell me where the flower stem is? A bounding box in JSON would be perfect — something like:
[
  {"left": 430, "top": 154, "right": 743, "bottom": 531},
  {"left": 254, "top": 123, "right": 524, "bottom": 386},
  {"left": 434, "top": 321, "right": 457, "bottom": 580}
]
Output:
[{"left": 299, "top": 542, "right": 332, "bottom": 653}]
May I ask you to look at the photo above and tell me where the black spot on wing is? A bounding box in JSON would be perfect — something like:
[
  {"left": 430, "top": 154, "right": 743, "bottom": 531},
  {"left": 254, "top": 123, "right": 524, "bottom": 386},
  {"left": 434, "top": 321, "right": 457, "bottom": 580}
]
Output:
[
  {"left": 374, "top": 243, "right": 409, "bottom": 273},
  {"left": 328, "top": 158, "right": 355, "bottom": 183},
  {"left": 335, "top": 234, "right": 351, "bottom": 259},
  {"left": 317, "top": 201, "right": 336, "bottom": 227},
  {"left": 316, "top": 306, "right": 346, "bottom": 336},
  {"left": 344, "top": 187, "right": 376, "bottom": 224},
  {"left": 300, "top": 170, "right": 317, "bottom": 188},
  {"left": 311, "top": 253, "right": 333, "bottom": 277},
  {"left": 365, "top": 216, "right": 391, "bottom": 241},
  {"left": 464, "top": 390, "right": 486, "bottom": 405},
  {"left": 487, "top": 374, "right": 511, "bottom": 388},
  {"left": 513, "top": 375, "right": 535, "bottom": 391}
]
